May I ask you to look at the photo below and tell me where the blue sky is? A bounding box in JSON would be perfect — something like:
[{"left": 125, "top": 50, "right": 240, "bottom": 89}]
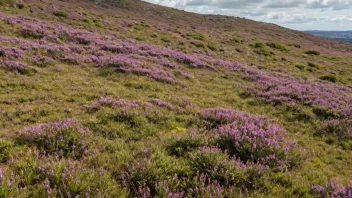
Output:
[{"left": 143, "top": 0, "right": 352, "bottom": 31}]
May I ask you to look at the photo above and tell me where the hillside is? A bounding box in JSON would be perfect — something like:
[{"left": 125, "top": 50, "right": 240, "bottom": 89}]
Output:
[{"left": 0, "top": 0, "right": 351, "bottom": 197}]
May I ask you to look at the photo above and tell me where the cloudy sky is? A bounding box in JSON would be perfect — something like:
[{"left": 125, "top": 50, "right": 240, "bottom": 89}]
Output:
[{"left": 143, "top": 0, "right": 352, "bottom": 30}]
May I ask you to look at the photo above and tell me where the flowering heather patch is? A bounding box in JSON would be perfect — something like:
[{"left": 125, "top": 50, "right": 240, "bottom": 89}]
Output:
[
  {"left": 199, "top": 108, "right": 298, "bottom": 170},
  {"left": 321, "top": 118, "right": 352, "bottom": 140},
  {"left": 171, "top": 96, "right": 195, "bottom": 110},
  {"left": 244, "top": 71, "right": 352, "bottom": 118},
  {"left": 1, "top": 60, "right": 34, "bottom": 74},
  {"left": 29, "top": 55, "right": 55, "bottom": 67},
  {"left": 155, "top": 173, "right": 237, "bottom": 197},
  {"left": 122, "top": 158, "right": 239, "bottom": 197},
  {"left": 0, "top": 46, "right": 23, "bottom": 58},
  {"left": 148, "top": 98, "right": 184, "bottom": 112},
  {"left": 311, "top": 179, "right": 352, "bottom": 198},
  {"left": 0, "top": 157, "right": 125, "bottom": 197},
  {"left": 20, "top": 24, "right": 47, "bottom": 39},
  {"left": 199, "top": 108, "right": 268, "bottom": 128},
  {"left": 175, "top": 69, "right": 193, "bottom": 79},
  {"left": 19, "top": 118, "right": 89, "bottom": 159},
  {"left": 97, "top": 96, "right": 140, "bottom": 108}
]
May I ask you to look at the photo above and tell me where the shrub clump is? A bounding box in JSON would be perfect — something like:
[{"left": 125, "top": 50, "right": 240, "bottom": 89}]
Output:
[
  {"left": 199, "top": 108, "right": 299, "bottom": 170},
  {"left": 160, "top": 37, "right": 170, "bottom": 43},
  {"left": 1, "top": 60, "right": 36, "bottom": 75},
  {"left": 194, "top": 42, "right": 206, "bottom": 49},
  {"left": 307, "top": 62, "right": 319, "bottom": 69},
  {"left": 295, "top": 64, "right": 305, "bottom": 70},
  {"left": 320, "top": 75, "right": 337, "bottom": 83},
  {"left": 266, "top": 42, "right": 288, "bottom": 51},
  {"left": 19, "top": 118, "right": 90, "bottom": 159},
  {"left": 321, "top": 118, "right": 352, "bottom": 140},
  {"left": 207, "top": 43, "right": 220, "bottom": 51},
  {"left": 305, "top": 50, "right": 320, "bottom": 55},
  {"left": 30, "top": 55, "right": 56, "bottom": 67},
  {"left": 253, "top": 42, "right": 265, "bottom": 48},
  {"left": 186, "top": 32, "right": 206, "bottom": 41},
  {"left": 0, "top": 157, "right": 125, "bottom": 197},
  {"left": 311, "top": 179, "right": 352, "bottom": 198},
  {"left": 53, "top": 11, "right": 68, "bottom": 18}
]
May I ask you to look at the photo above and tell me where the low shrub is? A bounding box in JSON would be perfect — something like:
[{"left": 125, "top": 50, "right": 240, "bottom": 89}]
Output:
[
  {"left": 165, "top": 132, "right": 206, "bottom": 157},
  {"left": 321, "top": 118, "right": 352, "bottom": 140},
  {"left": 266, "top": 42, "right": 288, "bottom": 51},
  {"left": 305, "top": 50, "right": 320, "bottom": 55},
  {"left": 160, "top": 37, "right": 170, "bottom": 43},
  {"left": 0, "top": 140, "right": 13, "bottom": 163},
  {"left": 18, "top": 118, "right": 90, "bottom": 159},
  {"left": 255, "top": 49, "right": 273, "bottom": 56},
  {"left": 195, "top": 42, "right": 206, "bottom": 49},
  {"left": 254, "top": 42, "right": 265, "bottom": 48},
  {"left": 187, "top": 32, "right": 206, "bottom": 41},
  {"left": 53, "top": 11, "right": 68, "bottom": 18},
  {"left": 199, "top": 108, "right": 300, "bottom": 170},
  {"left": 307, "top": 62, "right": 319, "bottom": 69},
  {"left": 207, "top": 43, "right": 220, "bottom": 51},
  {"left": 295, "top": 64, "right": 305, "bottom": 70},
  {"left": 319, "top": 75, "right": 337, "bottom": 83},
  {"left": 311, "top": 179, "right": 352, "bottom": 198}
]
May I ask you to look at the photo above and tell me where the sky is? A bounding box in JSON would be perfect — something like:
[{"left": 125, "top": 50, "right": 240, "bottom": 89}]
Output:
[{"left": 142, "top": 0, "right": 352, "bottom": 31}]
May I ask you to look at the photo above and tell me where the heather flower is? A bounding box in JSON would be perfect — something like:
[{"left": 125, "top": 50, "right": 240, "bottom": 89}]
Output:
[
  {"left": 311, "top": 179, "right": 352, "bottom": 198},
  {"left": 19, "top": 118, "right": 90, "bottom": 159},
  {"left": 321, "top": 118, "right": 352, "bottom": 140},
  {"left": 0, "top": 46, "right": 24, "bottom": 58},
  {"left": 199, "top": 108, "right": 298, "bottom": 170},
  {"left": 30, "top": 55, "right": 55, "bottom": 67},
  {"left": 2, "top": 60, "right": 32, "bottom": 74},
  {"left": 97, "top": 96, "right": 139, "bottom": 108}
]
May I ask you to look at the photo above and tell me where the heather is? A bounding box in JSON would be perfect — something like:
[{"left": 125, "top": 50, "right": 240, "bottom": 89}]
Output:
[
  {"left": 0, "top": 0, "right": 352, "bottom": 197},
  {"left": 311, "top": 179, "right": 352, "bottom": 198}
]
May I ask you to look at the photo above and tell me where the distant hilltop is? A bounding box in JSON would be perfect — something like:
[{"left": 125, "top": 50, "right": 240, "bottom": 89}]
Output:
[{"left": 305, "top": 30, "right": 352, "bottom": 43}]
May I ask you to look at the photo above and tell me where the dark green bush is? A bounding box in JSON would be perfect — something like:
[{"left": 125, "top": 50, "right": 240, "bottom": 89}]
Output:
[
  {"left": 255, "top": 48, "right": 273, "bottom": 56},
  {"left": 305, "top": 50, "right": 320, "bottom": 55},
  {"left": 160, "top": 37, "right": 170, "bottom": 43},
  {"left": 307, "top": 62, "right": 319, "bottom": 69},
  {"left": 207, "top": 43, "right": 220, "bottom": 51},
  {"left": 16, "top": 3, "right": 25, "bottom": 9},
  {"left": 53, "top": 11, "right": 68, "bottom": 18},
  {"left": 295, "top": 64, "right": 305, "bottom": 70},
  {"left": 319, "top": 75, "right": 337, "bottom": 83},
  {"left": 195, "top": 42, "right": 206, "bottom": 49},
  {"left": 254, "top": 42, "right": 265, "bottom": 48},
  {"left": 266, "top": 42, "right": 288, "bottom": 51},
  {"left": 165, "top": 133, "right": 206, "bottom": 157},
  {"left": 187, "top": 32, "right": 206, "bottom": 41}
]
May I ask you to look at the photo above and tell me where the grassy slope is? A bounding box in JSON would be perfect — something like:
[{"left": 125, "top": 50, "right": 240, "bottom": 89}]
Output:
[{"left": 0, "top": 0, "right": 351, "bottom": 197}]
